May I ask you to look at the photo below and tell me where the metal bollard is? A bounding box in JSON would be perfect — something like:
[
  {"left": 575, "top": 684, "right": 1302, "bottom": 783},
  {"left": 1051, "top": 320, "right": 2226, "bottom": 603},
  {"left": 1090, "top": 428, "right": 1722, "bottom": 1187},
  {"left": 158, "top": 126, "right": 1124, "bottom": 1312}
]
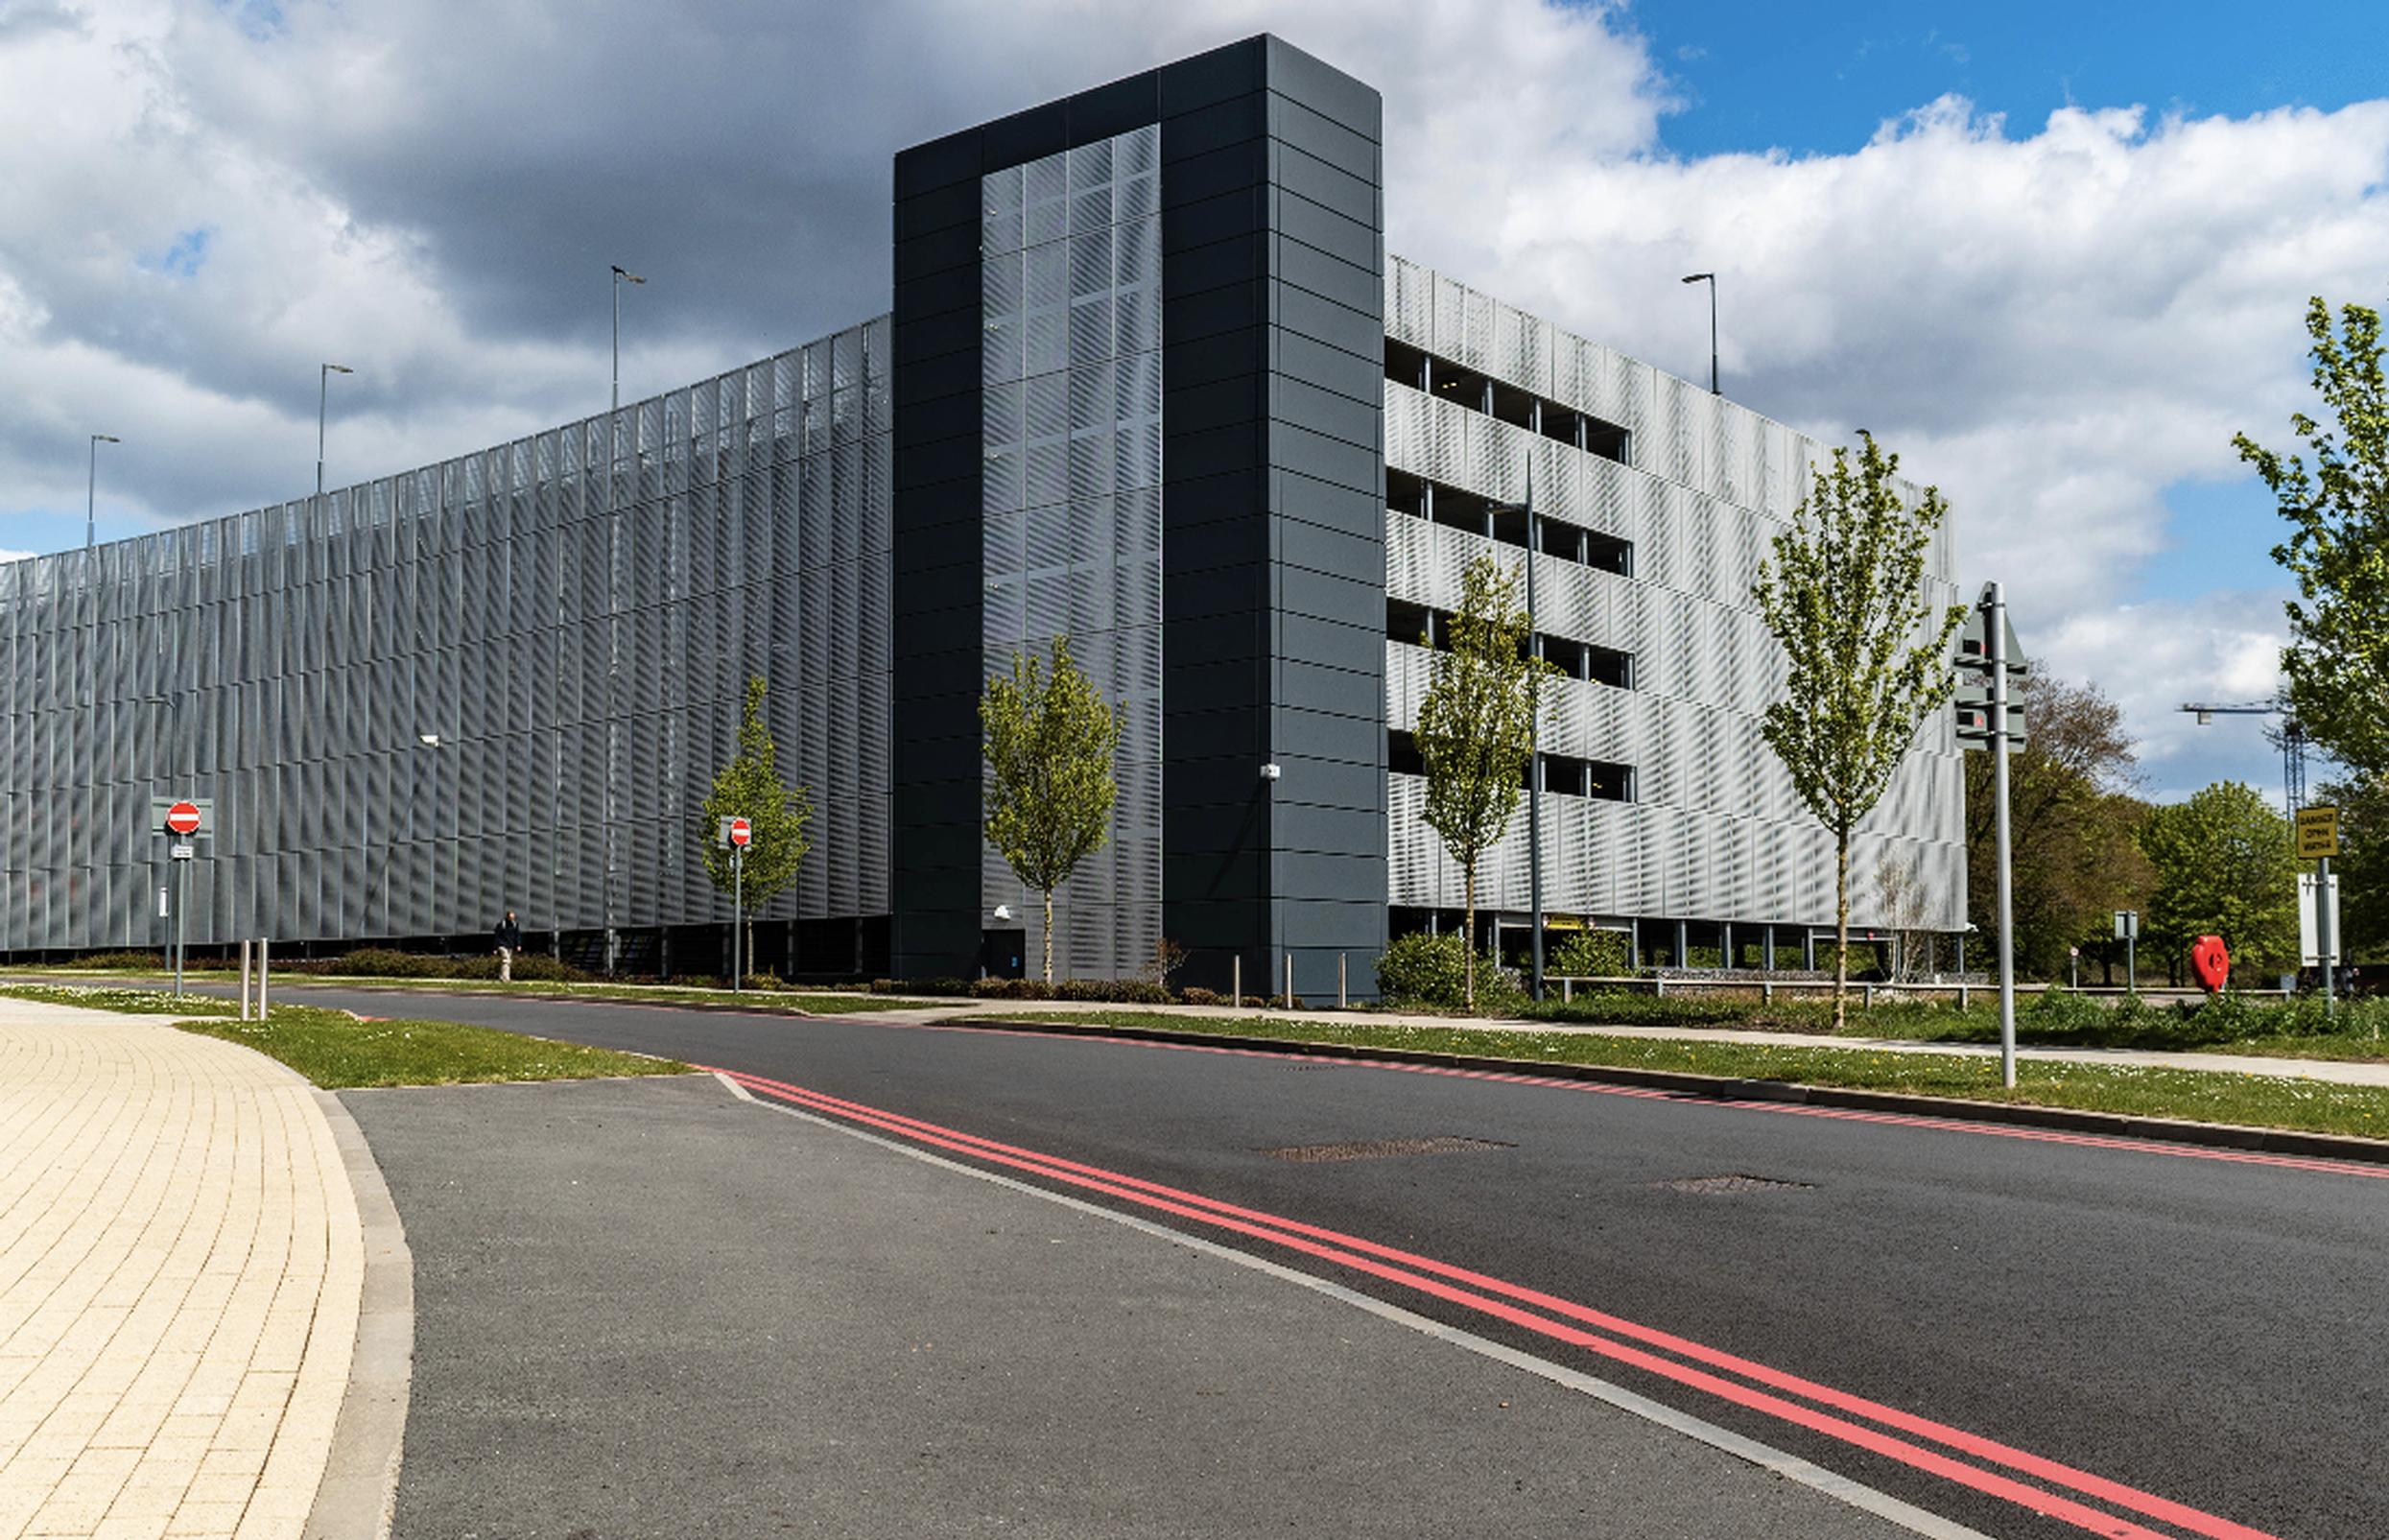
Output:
[
  {"left": 1762, "top": 980, "right": 1773, "bottom": 1005},
  {"left": 1562, "top": 977, "right": 1573, "bottom": 1004},
  {"left": 1284, "top": 954, "right": 1293, "bottom": 1009},
  {"left": 240, "top": 939, "right": 253, "bottom": 1021},
  {"left": 1232, "top": 955, "right": 1241, "bottom": 1010},
  {"left": 1863, "top": 982, "right": 1875, "bottom": 1008},
  {"left": 1655, "top": 976, "right": 1667, "bottom": 998},
  {"left": 1337, "top": 953, "right": 1347, "bottom": 1010},
  {"left": 1958, "top": 983, "right": 1970, "bottom": 1010},
  {"left": 258, "top": 938, "right": 271, "bottom": 1019}
]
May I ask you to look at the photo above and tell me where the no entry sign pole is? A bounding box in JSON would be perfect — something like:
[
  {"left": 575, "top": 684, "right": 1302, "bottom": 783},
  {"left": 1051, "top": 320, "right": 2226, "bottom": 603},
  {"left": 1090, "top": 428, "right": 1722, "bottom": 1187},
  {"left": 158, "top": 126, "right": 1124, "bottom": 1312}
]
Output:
[{"left": 719, "top": 816, "right": 752, "bottom": 991}]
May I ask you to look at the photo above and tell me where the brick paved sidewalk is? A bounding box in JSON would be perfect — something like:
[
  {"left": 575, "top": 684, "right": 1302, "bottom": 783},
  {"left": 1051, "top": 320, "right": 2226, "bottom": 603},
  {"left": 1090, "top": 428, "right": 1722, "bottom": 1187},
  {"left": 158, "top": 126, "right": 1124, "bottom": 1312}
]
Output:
[{"left": 0, "top": 1001, "right": 365, "bottom": 1540}]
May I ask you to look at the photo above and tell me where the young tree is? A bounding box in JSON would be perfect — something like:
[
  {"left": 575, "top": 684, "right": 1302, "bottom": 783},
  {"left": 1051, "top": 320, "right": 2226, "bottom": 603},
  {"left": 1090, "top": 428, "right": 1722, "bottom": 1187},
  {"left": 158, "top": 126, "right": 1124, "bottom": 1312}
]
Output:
[
  {"left": 981, "top": 637, "right": 1120, "bottom": 984},
  {"left": 2235, "top": 296, "right": 2389, "bottom": 777},
  {"left": 1415, "top": 552, "right": 1554, "bottom": 1008},
  {"left": 1752, "top": 433, "right": 1966, "bottom": 1031},
  {"left": 697, "top": 675, "right": 814, "bottom": 977},
  {"left": 2140, "top": 782, "right": 2299, "bottom": 978}
]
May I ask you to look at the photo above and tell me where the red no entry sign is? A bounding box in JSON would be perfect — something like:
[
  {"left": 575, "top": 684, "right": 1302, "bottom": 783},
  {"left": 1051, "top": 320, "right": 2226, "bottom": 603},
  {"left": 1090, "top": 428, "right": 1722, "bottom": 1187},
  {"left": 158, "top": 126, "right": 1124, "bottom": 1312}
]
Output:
[
  {"left": 728, "top": 817, "right": 752, "bottom": 847},
  {"left": 165, "top": 801, "right": 202, "bottom": 837}
]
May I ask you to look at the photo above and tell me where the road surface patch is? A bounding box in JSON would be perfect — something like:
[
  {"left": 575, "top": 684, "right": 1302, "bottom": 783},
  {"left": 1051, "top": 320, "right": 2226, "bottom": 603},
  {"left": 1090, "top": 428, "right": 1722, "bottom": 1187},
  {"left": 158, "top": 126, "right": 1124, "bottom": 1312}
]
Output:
[{"left": 1259, "top": 1135, "right": 1514, "bottom": 1163}]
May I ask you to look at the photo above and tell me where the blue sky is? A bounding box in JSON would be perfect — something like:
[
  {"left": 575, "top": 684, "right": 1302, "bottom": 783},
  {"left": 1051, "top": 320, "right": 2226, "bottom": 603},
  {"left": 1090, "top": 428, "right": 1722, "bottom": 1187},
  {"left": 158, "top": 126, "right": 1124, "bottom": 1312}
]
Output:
[{"left": 1638, "top": 2, "right": 2389, "bottom": 159}]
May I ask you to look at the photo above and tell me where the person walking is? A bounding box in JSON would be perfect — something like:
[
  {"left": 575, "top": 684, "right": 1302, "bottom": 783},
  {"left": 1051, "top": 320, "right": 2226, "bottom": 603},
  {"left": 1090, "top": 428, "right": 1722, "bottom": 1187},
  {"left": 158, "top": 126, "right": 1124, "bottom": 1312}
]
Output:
[{"left": 494, "top": 910, "right": 523, "bottom": 983}]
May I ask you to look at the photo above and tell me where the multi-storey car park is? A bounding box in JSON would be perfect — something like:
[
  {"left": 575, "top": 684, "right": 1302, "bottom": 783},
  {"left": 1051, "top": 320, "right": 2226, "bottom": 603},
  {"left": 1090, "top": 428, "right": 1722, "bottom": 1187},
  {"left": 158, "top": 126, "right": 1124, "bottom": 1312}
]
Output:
[{"left": 0, "top": 35, "right": 1964, "bottom": 994}]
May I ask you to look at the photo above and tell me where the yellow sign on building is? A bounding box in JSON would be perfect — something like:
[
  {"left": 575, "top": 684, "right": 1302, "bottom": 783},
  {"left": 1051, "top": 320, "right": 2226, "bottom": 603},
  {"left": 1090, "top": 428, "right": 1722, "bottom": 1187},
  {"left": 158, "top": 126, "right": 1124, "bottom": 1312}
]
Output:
[{"left": 2296, "top": 805, "right": 2340, "bottom": 861}]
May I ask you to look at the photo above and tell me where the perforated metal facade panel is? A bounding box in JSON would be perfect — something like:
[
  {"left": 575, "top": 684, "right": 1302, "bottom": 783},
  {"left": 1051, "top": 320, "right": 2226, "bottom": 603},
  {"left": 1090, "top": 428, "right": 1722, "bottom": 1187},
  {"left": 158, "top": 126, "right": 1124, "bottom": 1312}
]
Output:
[
  {"left": 0, "top": 322, "right": 892, "bottom": 952},
  {"left": 979, "top": 125, "right": 1165, "bottom": 980},
  {"left": 1383, "top": 254, "right": 1966, "bottom": 935}
]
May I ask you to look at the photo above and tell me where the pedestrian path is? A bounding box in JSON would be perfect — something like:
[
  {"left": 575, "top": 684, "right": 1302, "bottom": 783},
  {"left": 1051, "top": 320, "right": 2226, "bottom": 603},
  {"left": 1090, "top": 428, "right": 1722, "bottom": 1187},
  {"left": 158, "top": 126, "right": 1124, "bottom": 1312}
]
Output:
[{"left": 0, "top": 1001, "right": 364, "bottom": 1540}]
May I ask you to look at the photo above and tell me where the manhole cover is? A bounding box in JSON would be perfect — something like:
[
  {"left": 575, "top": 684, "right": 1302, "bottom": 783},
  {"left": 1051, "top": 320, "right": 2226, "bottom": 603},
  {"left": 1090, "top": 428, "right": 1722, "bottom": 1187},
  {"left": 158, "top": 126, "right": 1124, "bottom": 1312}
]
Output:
[
  {"left": 1260, "top": 1136, "right": 1516, "bottom": 1164},
  {"left": 1656, "top": 1173, "right": 1814, "bottom": 1195}
]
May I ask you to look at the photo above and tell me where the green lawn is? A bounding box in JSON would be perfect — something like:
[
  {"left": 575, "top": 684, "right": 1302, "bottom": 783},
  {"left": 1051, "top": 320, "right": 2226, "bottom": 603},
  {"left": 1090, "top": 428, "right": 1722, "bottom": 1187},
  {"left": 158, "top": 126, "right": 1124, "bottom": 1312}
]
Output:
[
  {"left": 0, "top": 982, "right": 688, "bottom": 1088},
  {"left": 177, "top": 1006, "right": 689, "bottom": 1089},
  {"left": 967, "top": 1008, "right": 2389, "bottom": 1142}
]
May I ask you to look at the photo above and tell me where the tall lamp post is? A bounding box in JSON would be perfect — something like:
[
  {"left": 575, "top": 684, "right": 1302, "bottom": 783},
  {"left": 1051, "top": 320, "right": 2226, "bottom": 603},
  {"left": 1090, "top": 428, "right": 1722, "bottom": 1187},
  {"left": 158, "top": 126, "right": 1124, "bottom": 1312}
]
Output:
[
  {"left": 1488, "top": 454, "right": 1546, "bottom": 1000},
  {"left": 318, "top": 363, "right": 354, "bottom": 496},
  {"left": 611, "top": 265, "right": 645, "bottom": 414},
  {"left": 604, "top": 266, "right": 644, "bottom": 974},
  {"left": 87, "top": 434, "right": 120, "bottom": 550},
  {"left": 1681, "top": 272, "right": 1718, "bottom": 395}
]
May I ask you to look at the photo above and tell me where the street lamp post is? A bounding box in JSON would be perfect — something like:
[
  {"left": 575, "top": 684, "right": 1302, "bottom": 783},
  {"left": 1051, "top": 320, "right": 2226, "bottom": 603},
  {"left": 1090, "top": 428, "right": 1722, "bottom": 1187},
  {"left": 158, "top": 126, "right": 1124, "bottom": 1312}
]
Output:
[
  {"left": 318, "top": 364, "right": 354, "bottom": 496},
  {"left": 603, "top": 267, "right": 644, "bottom": 976},
  {"left": 611, "top": 266, "right": 645, "bottom": 414},
  {"left": 1489, "top": 454, "right": 1546, "bottom": 1001},
  {"left": 1680, "top": 273, "right": 1718, "bottom": 395},
  {"left": 87, "top": 435, "right": 120, "bottom": 550}
]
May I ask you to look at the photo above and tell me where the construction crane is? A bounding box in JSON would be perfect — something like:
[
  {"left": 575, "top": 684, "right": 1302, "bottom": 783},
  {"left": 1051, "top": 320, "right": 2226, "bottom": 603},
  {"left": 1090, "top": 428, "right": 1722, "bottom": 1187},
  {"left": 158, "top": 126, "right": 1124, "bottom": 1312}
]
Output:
[{"left": 2178, "top": 699, "right": 2308, "bottom": 821}]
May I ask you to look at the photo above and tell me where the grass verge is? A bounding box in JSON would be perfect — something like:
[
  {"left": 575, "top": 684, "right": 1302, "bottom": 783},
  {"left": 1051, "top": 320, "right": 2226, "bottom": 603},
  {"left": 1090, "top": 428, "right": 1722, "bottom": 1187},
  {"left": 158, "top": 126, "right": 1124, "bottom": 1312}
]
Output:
[
  {"left": 177, "top": 1006, "right": 689, "bottom": 1089},
  {"left": 966, "top": 1009, "right": 2389, "bottom": 1142},
  {"left": 0, "top": 982, "right": 687, "bottom": 1088}
]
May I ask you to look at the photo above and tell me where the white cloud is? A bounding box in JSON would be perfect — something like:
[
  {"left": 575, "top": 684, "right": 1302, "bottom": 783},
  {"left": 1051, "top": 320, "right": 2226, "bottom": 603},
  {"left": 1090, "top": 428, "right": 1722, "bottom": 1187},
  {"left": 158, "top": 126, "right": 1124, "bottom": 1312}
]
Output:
[{"left": 0, "top": 0, "right": 2376, "bottom": 797}]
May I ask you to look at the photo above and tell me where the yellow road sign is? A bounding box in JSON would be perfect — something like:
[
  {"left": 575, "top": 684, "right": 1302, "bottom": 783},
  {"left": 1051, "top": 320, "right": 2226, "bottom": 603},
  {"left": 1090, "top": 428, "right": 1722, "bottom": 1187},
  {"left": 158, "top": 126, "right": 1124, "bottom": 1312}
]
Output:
[{"left": 2296, "top": 805, "right": 2340, "bottom": 860}]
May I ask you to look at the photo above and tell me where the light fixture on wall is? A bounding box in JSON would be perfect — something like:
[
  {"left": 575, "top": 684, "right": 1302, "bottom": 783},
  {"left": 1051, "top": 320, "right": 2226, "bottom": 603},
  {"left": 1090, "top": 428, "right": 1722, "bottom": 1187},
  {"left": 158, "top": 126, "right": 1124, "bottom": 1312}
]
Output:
[{"left": 1259, "top": 763, "right": 1281, "bottom": 781}]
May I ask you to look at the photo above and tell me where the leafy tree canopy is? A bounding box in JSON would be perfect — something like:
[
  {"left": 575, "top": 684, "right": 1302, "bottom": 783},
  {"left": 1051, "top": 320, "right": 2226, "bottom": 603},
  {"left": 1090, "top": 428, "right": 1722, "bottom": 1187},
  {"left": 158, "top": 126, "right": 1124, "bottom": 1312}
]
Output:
[
  {"left": 2235, "top": 296, "right": 2389, "bottom": 777},
  {"left": 981, "top": 637, "right": 1120, "bottom": 983},
  {"left": 2139, "top": 781, "right": 2298, "bottom": 976},
  {"left": 1752, "top": 431, "right": 1965, "bottom": 1027},
  {"left": 697, "top": 675, "right": 813, "bottom": 907}
]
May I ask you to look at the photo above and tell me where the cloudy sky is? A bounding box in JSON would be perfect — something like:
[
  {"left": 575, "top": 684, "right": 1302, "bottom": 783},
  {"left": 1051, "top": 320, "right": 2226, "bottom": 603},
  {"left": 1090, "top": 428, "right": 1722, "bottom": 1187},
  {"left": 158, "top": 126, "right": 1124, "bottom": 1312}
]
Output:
[{"left": 6, "top": 0, "right": 2385, "bottom": 801}]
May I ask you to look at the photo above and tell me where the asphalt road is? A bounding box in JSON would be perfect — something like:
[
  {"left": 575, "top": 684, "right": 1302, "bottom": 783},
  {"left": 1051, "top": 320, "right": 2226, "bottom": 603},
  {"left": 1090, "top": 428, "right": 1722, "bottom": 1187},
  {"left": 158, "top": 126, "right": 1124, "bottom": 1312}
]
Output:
[
  {"left": 300, "top": 984, "right": 2389, "bottom": 1539},
  {"left": 346, "top": 1072, "right": 1928, "bottom": 1540}
]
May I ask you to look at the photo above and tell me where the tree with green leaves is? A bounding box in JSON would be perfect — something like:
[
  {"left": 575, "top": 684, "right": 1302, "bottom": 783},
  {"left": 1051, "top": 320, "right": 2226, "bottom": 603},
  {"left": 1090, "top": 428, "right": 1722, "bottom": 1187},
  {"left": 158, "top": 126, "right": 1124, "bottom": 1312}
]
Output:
[
  {"left": 1752, "top": 432, "right": 1967, "bottom": 1031},
  {"left": 981, "top": 636, "right": 1121, "bottom": 984},
  {"left": 1415, "top": 552, "right": 1554, "bottom": 1008},
  {"left": 2235, "top": 296, "right": 2389, "bottom": 778},
  {"left": 697, "top": 675, "right": 814, "bottom": 977},
  {"left": 1962, "top": 674, "right": 2153, "bottom": 980},
  {"left": 2139, "top": 781, "right": 2298, "bottom": 979}
]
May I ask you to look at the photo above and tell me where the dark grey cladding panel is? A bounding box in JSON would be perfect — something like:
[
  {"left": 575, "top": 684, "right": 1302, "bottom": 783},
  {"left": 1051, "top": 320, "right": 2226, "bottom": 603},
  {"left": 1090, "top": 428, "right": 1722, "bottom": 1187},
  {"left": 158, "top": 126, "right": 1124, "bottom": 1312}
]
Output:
[
  {"left": 1162, "top": 233, "right": 1266, "bottom": 299},
  {"left": 1159, "top": 36, "right": 1268, "bottom": 116},
  {"left": 1263, "top": 36, "right": 1382, "bottom": 139},
  {"left": 1266, "top": 93, "right": 1381, "bottom": 182},
  {"left": 1279, "top": 563, "right": 1383, "bottom": 630},
  {"left": 1158, "top": 93, "right": 1266, "bottom": 163},
  {"left": 1270, "top": 373, "right": 1378, "bottom": 452},
  {"left": 1164, "top": 190, "right": 1268, "bottom": 255},
  {"left": 1273, "top": 324, "right": 1383, "bottom": 401},
  {"left": 1271, "top": 706, "right": 1381, "bottom": 770},
  {"left": 1275, "top": 236, "right": 1380, "bottom": 317},
  {"left": 1281, "top": 612, "right": 1383, "bottom": 677},
  {"left": 895, "top": 180, "right": 980, "bottom": 244}
]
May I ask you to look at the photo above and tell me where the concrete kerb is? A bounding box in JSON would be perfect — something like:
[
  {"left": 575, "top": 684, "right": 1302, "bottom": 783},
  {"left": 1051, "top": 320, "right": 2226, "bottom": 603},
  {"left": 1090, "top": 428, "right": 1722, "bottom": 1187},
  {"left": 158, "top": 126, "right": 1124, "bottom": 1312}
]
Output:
[
  {"left": 303, "top": 1089, "right": 414, "bottom": 1540},
  {"left": 936, "top": 1014, "right": 2389, "bottom": 1168}
]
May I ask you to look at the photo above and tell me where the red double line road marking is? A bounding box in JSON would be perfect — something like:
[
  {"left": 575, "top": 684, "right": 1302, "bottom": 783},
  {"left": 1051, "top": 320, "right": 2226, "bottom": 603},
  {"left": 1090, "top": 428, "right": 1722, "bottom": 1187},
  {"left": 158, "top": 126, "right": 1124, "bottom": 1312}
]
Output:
[
  {"left": 899, "top": 1019, "right": 2389, "bottom": 1182},
  {"left": 715, "top": 1063, "right": 2274, "bottom": 1540}
]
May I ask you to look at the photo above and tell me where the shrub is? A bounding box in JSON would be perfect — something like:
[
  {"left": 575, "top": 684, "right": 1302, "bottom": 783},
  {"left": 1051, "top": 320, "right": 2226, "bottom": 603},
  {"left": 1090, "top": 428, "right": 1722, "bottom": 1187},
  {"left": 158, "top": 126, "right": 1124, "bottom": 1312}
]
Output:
[
  {"left": 1375, "top": 931, "right": 1525, "bottom": 1012},
  {"left": 1549, "top": 930, "right": 1629, "bottom": 979},
  {"left": 1179, "top": 986, "right": 1222, "bottom": 1006},
  {"left": 970, "top": 977, "right": 1053, "bottom": 1000},
  {"left": 80, "top": 949, "right": 169, "bottom": 971}
]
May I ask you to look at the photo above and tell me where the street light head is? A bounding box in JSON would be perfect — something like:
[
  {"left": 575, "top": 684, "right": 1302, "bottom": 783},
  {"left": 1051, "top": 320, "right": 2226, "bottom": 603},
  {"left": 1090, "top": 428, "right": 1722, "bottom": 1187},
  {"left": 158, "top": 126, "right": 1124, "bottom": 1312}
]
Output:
[
  {"left": 613, "top": 266, "right": 646, "bottom": 284},
  {"left": 93, "top": 434, "right": 120, "bottom": 444},
  {"left": 1681, "top": 272, "right": 1713, "bottom": 284},
  {"left": 324, "top": 363, "right": 353, "bottom": 375}
]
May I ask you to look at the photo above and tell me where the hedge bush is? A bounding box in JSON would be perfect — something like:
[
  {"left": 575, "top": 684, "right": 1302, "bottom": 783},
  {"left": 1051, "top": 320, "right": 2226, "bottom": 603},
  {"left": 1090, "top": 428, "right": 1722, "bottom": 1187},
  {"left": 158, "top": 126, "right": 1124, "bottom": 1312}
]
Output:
[
  {"left": 1375, "top": 931, "right": 1525, "bottom": 1011},
  {"left": 1549, "top": 930, "right": 1630, "bottom": 979}
]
